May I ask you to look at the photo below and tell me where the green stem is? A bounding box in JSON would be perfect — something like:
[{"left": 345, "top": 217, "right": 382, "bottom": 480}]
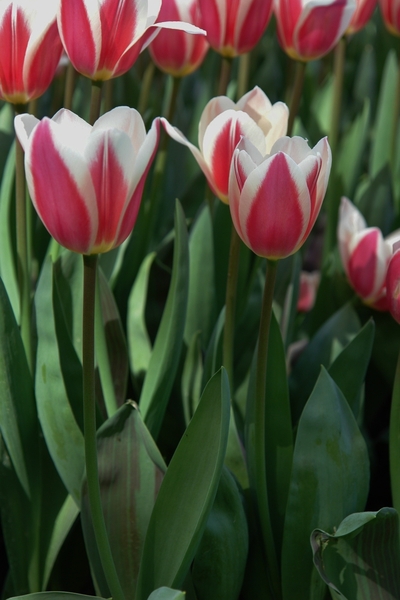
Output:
[
  {"left": 82, "top": 254, "right": 125, "bottom": 600},
  {"left": 237, "top": 52, "right": 251, "bottom": 99},
  {"left": 138, "top": 61, "right": 155, "bottom": 116},
  {"left": 95, "top": 274, "right": 118, "bottom": 417},
  {"left": 390, "top": 344, "right": 400, "bottom": 516},
  {"left": 254, "top": 259, "right": 281, "bottom": 600},
  {"left": 222, "top": 224, "right": 241, "bottom": 391},
  {"left": 287, "top": 61, "right": 306, "bottom": 136},
  {"left": 330, "top": 37, "right": 347, "bottom": 157},
  {"left": 14, "top": 104, "right": 32, "bottom": 372},
  {"left": 104, "top": 79, "right": 114, "bottom": 113},
  {"left": 391, "top": 43, "right": 400, "bottom": 170},
  {"left": 89, "top": 81, "right": 103, "bottom": 125},
  {"left": 64, "top": 62, "right": 76, "bottom": 111},
  {"left": 217, "top": 56, "right": 233, "bottom": 96}
]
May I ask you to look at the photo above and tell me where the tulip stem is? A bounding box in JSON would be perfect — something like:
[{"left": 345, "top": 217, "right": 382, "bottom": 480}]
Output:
[
  {"left": 390, "top": 343, "right": 400, "bottom": 517},
  {"left": 64, "top": 62, "right": 77, "bottom": 110},
  {"left": 287, "top": 60, "right": 306, "bottom": 136},
  {"left": 330, "top": 37, "right": 347, "bottom": 157},
  {"left": 82, "top": 254, "right": 125, "bottom": 600},
  {"left": 14, "top": 106, "right": 32, "bottom": 372},
  {"left": 237, "top": 52, "right": 251, "bottom": 99},
  {"left": 218, "top": 56, "right": 232, "bottom": 96},
  {"left": 90, "top": 81, "right": 103, "bottom": 125},
  {"left": 138, "top": 61, "right": 156, "bottom": 117},
  {"left": 254, "top": 258, "right": 281, "bottom": 600},
  {"left": 223, "top": 223, "right": 241, "bottom": 391}
]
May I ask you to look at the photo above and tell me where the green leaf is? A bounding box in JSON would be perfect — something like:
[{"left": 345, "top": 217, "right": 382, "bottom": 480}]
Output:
[
  {"left": 281, "top": 368, "right": 370, "bottom": 600},
  {"left": 147, "top": 588, "right": 185, "bottom": 600},
  {"left": 369, "top": 49, "right": 397, "bottom": 178},
  {"left": 127, "top": 252, "right": 156, "bottom": 380},
  {"left": 354, "top": 165, "right": 394, "bottom": 236},
  {"left": 8, "top": 593, "right": 104, "bottom": 600},
  {"left": 181, "top": 331, "right": 203, "bottom": 425},
  {"left": 184, "top": 205, "right": 216, "bottom": 349},
  {"left": 337, "top": 100, "right": 370, "bottom": 198},
  {"left": 81, "top": 401, "right": 166, "bottom": 598},
  {"left": 311, "top": 508, "right": 400, "bottom": 599},
  {"left": 201, "top": 307, "right": 225, "bottom": 389},
  {"left": 139, "top": 200, "right": 189, "bottom": 438},
  {"left": 136, "top": 368, "right": 231, "bottom": 600},
  {"left": 35, "top": 257, "right": 84, "bottom": 505}
]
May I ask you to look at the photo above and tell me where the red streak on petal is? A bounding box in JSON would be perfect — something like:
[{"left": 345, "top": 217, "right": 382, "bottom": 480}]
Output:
[
  {"left": 236, "top": 0, "right": 272, "bottom": 54},
  {"left": 199, "top": 0, "right": 222, "bottom": 49},
  {"left": 348, "top": 230, "right": 380, "bottom": 299},
  {"left": 99, "top": 0, "right": 138, "bottom": 73},
  {"left": 245, "top": 154, "right": 305, "bottom": 259},
  {"left": 26, "top": 21, "right": 63, "bottom": 100},
  {"left": 301, "top": 157, "right": 321, "bottom": 240},
  {"left": 30, "top": 120, "right": 92, "bottom": 253},
  {"left": 0, "top": 5, "right": 30, "bottom": 99},
  {"left": 60, "top": 0, "right": 97, "bottom": 77},
  {"left": 296, "top": 1, "right": 345, "bottom": 59},
  {"left": 210, "top": 117, "right": 246, "bottom": 198},
  {"left": 89, "top": 134, "right": 129, "bottom": 251}
]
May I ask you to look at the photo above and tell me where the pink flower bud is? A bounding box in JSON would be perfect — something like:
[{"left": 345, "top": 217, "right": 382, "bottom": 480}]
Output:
[
  {"left": 297, "top": 271, "right": 320, "bottom": 312},
  {"left": 386, "top": 244, "right": 400, "bottom": 323},
  {"left": 15, "top": 107, "right": 160, "bottom": 255},
  {"left": 346, "top": 0, "right": 377, "bottom": 34},
  {"left": 379, "top": 0, "right": 400, "bottom": 36}
]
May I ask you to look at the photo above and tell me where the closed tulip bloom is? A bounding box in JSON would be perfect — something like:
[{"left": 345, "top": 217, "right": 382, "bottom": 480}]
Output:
[
  {"left": 14, "top": 107, "right": 160, "bottom": 255},
  {"left": 386, "top": 245, "right": 400, "bottom": 323},
  {"left": 297, "top": 270, "right": 320, "bottom": 311},
  {"left": 274, "top": 0, "right": 356, "bottom": 61},
  {"left": 149, "top": 0, "right": 209, "bottom": 77},
  {"left": 346, "top": 0, "right": 377, "bottom": 34},
  {"left": 162, "top": 86, "right": 289, "bottom": 203},
  {"left": 0, "top": 0, "right": 63, "bottom": 104},
  {"left": 229, "top": 135, "right": 331, "bottom": 260},
  {"left": 198, "top": 0, "right": 273, "bottom": 57},
  {"left": 379, "top": 0, "right": 400, "bottom": 35},
  {"left": 58, "top": 0, "right": 204, "bottom": 81},
  {"left": 337, "top": 197, "right": 400, "bottom": 309}
]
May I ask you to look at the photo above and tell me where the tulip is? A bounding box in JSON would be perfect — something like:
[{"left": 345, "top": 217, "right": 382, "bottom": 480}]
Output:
[
  {"left": 274, "top": 0, "right": 356, "bottom": 61},
  {"left": 386, "top": 244, "right": 400, "bottom": 323},
  {"left": 58, "top": 0, "right": 205, "bottom": 81},
  {"left": 297, "top": 271, "right": 320, "bottom": 312},
  {"left": 379, "top": 0, "right": 400, "bottom": 36},
  {"left": 148, "top": 0, "right": 209, "bottom": 77},
  {"left": 228, "top": 135, "right": 331, "bottom": 260},
  {"left": 198, "top": 0, "right": 273, "bottom": 57},
  {"left": 14, "top": 107, "right": 160, "bottom": 255},
  {"left": 346, "top": 0, "right": 377, "bottom": 34},
  {"left": 0, "top": 0, "right": 63, "bottom": 104},
  {"left": 162, "top": 86, "right": 289, "bottom": 203},
  {"left": 337, "top": 197, "right": 400, "bottom": 309}
]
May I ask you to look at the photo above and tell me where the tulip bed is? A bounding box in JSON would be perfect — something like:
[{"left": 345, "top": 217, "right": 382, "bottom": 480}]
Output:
[{"left": 1, "top": 1, "right": 400, "bottom": 600}]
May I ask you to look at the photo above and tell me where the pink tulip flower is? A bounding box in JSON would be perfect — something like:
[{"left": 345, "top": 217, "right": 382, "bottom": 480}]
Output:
[
  {"left": 346, "top": 0, "right": 377, "bottom": 34},
  {"left": 274, "top": 0, "right": 356, "bottom": 61},
  {"left": 0, "top": 0, "right": 63, "bottom": 104},
  {"left": 386, "top": 244, "right": 400, "bottom": 323},
  {"left": 148, "top": 0, "right": 209, "bottom": 77},
  {"left": 297, "top": 270, "right": 320, "bottom": 312},
  {"left": 58, "top": 0, "right": 205, "bottom": 81},
  {"left": 198, "top": 0, "right": 273, "bottom": 57},
  {"left": 337, "top": 197, "right": 400, "bottom": 310},
  {"left": 379, "top": 0, "right": 400, "bottom": 36},
  {"left": 162, "top": 86, "right": 289, "bottom": 203},
  {"left": 14, "top": 107, "right": 160, "bottom": 255},
  {"left": 229, "top": 135, "right": 332, "bottom": 260}
]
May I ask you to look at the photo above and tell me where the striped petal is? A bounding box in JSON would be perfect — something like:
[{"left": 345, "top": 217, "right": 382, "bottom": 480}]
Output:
[
  {"left": 198, "top": 95, "right": 236, "bottom": 147},
  {"left": 386, "top": 250, "right": 400, "bottom": 323},
  {"left": 337, "top": 197, "right": 367, "bottom": 274}
]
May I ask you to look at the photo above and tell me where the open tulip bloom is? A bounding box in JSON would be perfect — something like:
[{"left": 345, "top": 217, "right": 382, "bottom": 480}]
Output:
[
  {"left": 228, "top": 135, "right": 331, "bottom": 260},
  {"left": 58, "top": 0, "right": 206, "bottom": 81},
  {"left": 0, "top": 0, "right": 63, "bottom": 104},
  {"left": 162, "top": 86, "right": 289, "bottom": 203},
  {"left": 14, "top": 107, "right": 160, "bottom": 255},
  {"left": 274, "top": 0, "right": 356, "bottom": 61}
]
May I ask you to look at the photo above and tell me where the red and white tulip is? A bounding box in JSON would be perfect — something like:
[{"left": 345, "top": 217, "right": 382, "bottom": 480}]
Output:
[
  {"left": 386, "top": 243, "right": 400, "bottom": 323},
  {"left": 297, "top": 270, "right": 320, "bottom": 312},
  {"left": 58, "top": 0, "right": 205, "bottom": 81},
  {"left": 337, "top": 197, "right": 400, "bottom": 310},
  {"left": 0, "top": 0, "right": 63, "bottom": 104},
  {"left": 198, "top": 0, "right": 273, "bottom": 57},
  {"left": 346, "top": 0, "right": 377, "bottom": 34},
  {"left": 162, "top": 86, "right": 289, "bottom": 203},
  {"left": 149, "top": 0, "right": 209, "bottom": 77},
  {"left": 379, "top": 0, "right": 400, "bottom": 36},
  {"left": 14, "top": 107, "right": 160, "bottom": 255},
  {"left": 274, "top": 0, "right": 356, "bottom": 61},
  {"left": 229, "top": 135, "right": 331, "bottom": 260}
]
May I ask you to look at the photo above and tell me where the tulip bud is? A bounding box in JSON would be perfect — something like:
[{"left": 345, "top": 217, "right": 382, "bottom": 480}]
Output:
[
  {"left": 346, "top": 0, "right": 377, "bottom": 35},
  {"left": 386, "top": 245, "right": 400, "bottom": 323},
  {"left": 297, "top": 271, "right": 320, "bottom": 312},
  {"left": 0, "top": 0, "right": 63, "bottom": 104},
  {"left": 15, "top": 107, "right": 160, "bottom": 255},
  {"left": 229, "top": 136, "right": 332, "bottom": 260},
  {"left": 379, "top": 0, "right": 400, "bottom": 36},
  {"left": 274, "top": 0, "right": 356, "bottom": 61}
]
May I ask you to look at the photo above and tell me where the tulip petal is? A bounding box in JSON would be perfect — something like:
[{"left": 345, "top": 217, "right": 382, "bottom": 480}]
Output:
[
  {"left": 347, "top": 228, "right": 391, "bottom": 303},
  {"left": 198, "top": 95, "right": 237, "bottom": 147},
  {"left": 337, "top": 197, "right": 367, "bottom": 274},
  {"left": 14, "top": 113, "right": 39, "bottom": 151},
  {"left": 233, "top": 0, "right": 273, "bottom": 53},
  {"left": 229, "top": 141, "right": 261, "bottom": 239},
  {"left": 93, "top": 106, "right": 146, "bottom": 154},
  {"left": 58, "top": 0, "right": 98, "bottom": 78},
  {"left": 386, "top": 250, "right": 400, "bottom": 323},
  {"left": 0, "top": 3, "right": 29, "bottom": 100},
  {"left": 238, "top": 152, "right": 310, "bottom": 259}
]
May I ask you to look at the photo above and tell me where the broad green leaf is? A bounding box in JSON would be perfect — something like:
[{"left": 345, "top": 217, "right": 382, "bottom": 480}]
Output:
[
  {"left": 184, "top": 205, "right": 216, "bottom": 349},
  {"left": 281, "top": 368, "right": 370, "bottom": 600},
  {"left": 136, "top": 368, "right": 230, "bottom": 600},
  {"left": 337, "top": 100, "right": 370, "bottom": 198},
  {"left": 192, "top": 467, "right": 248, "bottom": 600},
  {"left": 328, "top": 319, "right": 375, "bottom": 419},
  {"left": 139, "top": 200, "right": 189, "bottom": 438},
  {"left": 289, "top": 303, "right": 360, "bottom": 424},
  {"left": 0, "top": 142, "right": 19, "bottom": 322},
  {"left": 280, "top": 253, "right": 301, "bottom": 351},
  {"left": 311, "top": 74, "right": 333, "bottom": 135},
  {"left": 127, "top": 252, "right": 156, "bottom": 379},
  {"left": 147, "top": 589, "right": 185, "bottom": 600},
  {"left": 369, "top": 50, "right": 397, "bottom": 177},
  {"left": 201, "top": 307, "right": 225, "bottom": 389},
  {"left": 81, "top": 401, "right": 166, "bottom": 598},
  {"left": 9, "top": 593, "right": 104, "bottom": 600},
  {"left": 181, "top": 331, "right": 203, "bottom": 425},
  {"left": 390, "top": 347, "right": 400, "bottom": 515},
  {"left": 35, "top": 257, "right": 84, "bottom": 505},
  {"left": 311, "top": 508, "right": 400, "bottom": 599},
  {"left": 354, "top": 165, "right": 394, "bottom": 236}
]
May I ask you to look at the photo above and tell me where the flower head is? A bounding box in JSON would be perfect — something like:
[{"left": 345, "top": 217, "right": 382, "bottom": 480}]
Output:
[{"left": 15, "top": 107, "right": 160, "bottom": 255}]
